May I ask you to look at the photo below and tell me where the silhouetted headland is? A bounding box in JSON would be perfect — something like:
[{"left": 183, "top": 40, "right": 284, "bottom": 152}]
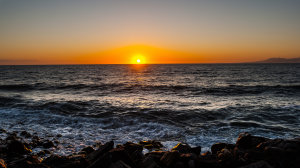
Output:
[{"left": 252, "top": 57, "right": 300, "bottom": 63}]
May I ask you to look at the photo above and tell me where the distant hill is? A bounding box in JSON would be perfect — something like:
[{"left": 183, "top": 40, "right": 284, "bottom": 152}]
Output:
[{"left": 253, "top": 57, "right": 300, "bottom": 63}]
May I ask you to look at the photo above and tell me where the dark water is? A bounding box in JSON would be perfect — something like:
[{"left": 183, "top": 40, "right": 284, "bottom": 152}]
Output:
[{"left": 0, "top": 64, "right": 299, "bottom": 154}]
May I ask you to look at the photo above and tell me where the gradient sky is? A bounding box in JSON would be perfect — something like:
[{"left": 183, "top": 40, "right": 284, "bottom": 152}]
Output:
[{"left": 0, "top": 0, "right": 300, "bottom": 64}]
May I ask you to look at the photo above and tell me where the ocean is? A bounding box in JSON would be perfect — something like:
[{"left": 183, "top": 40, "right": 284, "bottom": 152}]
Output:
[{"left": 0, "top": 64, "right": 299, "bottom": 155}]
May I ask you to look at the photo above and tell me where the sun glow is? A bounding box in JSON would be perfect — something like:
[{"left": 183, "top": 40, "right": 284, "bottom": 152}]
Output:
[{"left": 131, "top": 54, "right": 145, "bottom": 64}]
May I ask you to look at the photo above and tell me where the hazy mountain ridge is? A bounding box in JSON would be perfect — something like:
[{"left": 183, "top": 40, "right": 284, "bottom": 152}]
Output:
[{"left": 254, "top": 57, "right": 300, "bottom": 63}]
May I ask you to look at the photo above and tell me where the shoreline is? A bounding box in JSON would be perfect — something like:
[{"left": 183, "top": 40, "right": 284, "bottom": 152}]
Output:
[{"left": 0, "top": 129, "right": 299, "bottom": 168}]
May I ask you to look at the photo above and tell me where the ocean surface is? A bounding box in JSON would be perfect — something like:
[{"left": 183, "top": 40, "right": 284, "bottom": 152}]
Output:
[{"left": 0, "top": 64, "right": 300, "bottom": 155}]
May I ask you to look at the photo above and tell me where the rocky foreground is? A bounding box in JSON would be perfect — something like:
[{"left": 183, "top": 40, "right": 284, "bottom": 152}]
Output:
[{"left": 0, "top": 129, "right": 300, "bottom": 168}]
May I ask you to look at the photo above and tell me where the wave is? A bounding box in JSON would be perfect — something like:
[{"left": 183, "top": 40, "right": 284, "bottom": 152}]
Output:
[{"left": 1, "top": 83, "right": 299, "bottom": 96}]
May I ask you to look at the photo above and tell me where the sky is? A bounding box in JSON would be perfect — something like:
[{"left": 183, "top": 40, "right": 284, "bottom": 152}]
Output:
[{"left": 0, "top": 0, "right": 300, "bottom": 64}]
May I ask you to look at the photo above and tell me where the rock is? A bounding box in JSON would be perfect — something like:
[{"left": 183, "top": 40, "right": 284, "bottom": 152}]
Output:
[
  {"left": 7, "top": 155, "right": 46, "bottom": 168},
  {"left": 211, "top": 143, "right": 226, "bottom": 155},
  {"left": 160, "top": 151, "right": 180, "bottom": 167},
  {"left": 0, "top": 159, "right": 6, "bottom": 168},
  {"left": 43, "top": 155, "right": 87, "bottom": 168},
  {"left": 188, "top": 160, "right": 195, "bottom": 168},
  {"left": 139, "top": 140, "right": 163, "bottom": 150},
  {"left": 87, "top": 141, "right": 114, "bottom": 162},
  {"left": 239, "top": 160, "right": 273, "bottom": 168},
  {"left": 217, "top": 148, "right": 233, "bottom": 161},
  {"left": 109, "top": 160, "right": 132, "bottom": 168},
  {"left": 123, "top": 142, "right": 143, "bottom": 154},
  {"left": 172, "top": 143, "right": 192, "bottom": 153},
  {"left": 81, "top": 146, "right": 95, "bottom": 155},
  {"left": 173, "top": 161, "right": 185, "bottom": 168},
  {"left": 109, "top": 147, "right": 136, "bottom": 167},
  {"left": 42, "top": 140, "right": 55, "bottom": 148},
  {"left": 7, "top": 140, "right": 31, "bottom": 154},
  {"left": 140, "top": 156, "right": 159, "bottom": 168},
  {"left": 179, "top": 153, "right": 197, "bottom": 162},
  {"left": 190, "top": 146, "right": 201, "bottom": 155},
  {"left": 123, "top": 142, "right": 143, "bottom": 163},
  {"left": 20, "top": 131, "right": 32, "bottom": 138},
  {"left": 145, "top": 151, "right": 167, "bottom": 163},
  {"left": 38, "top": 150, "right": 46, "bottom": 156},
  {"left": 87, "top": 153, "right": 111, "bottom": 168},
  {"left": 5, "top": 134, "right": 17, "bottom": 141},
  {"left": 0, "top": 129, "right": 6, "bottom": 133},
  {"left": 56, "top": 134, "right": 63, "bottom": 138},
  {"left": 236, "top": 133, "right": 269, "bottom": 150}
]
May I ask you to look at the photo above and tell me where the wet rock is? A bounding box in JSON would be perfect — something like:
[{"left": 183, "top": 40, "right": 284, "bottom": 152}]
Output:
[
  {"left": 37, "top": 150, "right": 46, "bottom": 156},
  {"left": 109, "top": 160, "right": 132, "bottom": 168},
  {"left": 188, "top": 160, "right": 195, "bottom": 168},
  {"left": 123, "top": 142, "right": 143, "bottom": 154},
  {"left": 172, "top": 143, "right": 192, "bottom": 153},
  {"left": 239, "top": 160, "right": 273, "bottom": 168},
  {"left": 5, "top": 134, "right": 17, "bottom": 141},
  {"left": 145, "top": 151, "right": 167, "bottom": 163},
  {"left": 43, "top": 155, "right": 87, "bottom": 168},
  {"left": 211, "top": 143, "right": 234, "bottom": 155},
  {"left": 56, "top": 134, "right": 63, "bottom": 138},
  {"left": 109, "top": 147, "right": 136, "bottom": 167},
  {"left": 139, "top": 140, "right": 163, "bottom": 150},
  {"left": 20, "top": 131, "right": 32, "bottom": 138},
  {"left": 0, "top": 159, "right": 6, "bottom": 168},
  {"left": 179, "top": 153, "right": 197, "bottom": 162},
  {"left": 44, "top": 149, "right": 51, "bottom": 154},
  {"left": 8, "top": 155, "right": 46, "bottom": 168},
  {"left": 236, "top": 133, "right": 269, "bottom": 150},
  {"left": 160, "top": 151, "right": 180, "bottom": 167},
  {"left": 217, "top": 148, "right": 233, "bottom": 162},
  {"left": 42, "top": 140, "right": 55, "bottom": 148},
  {"left": 7, "top": 140, "right": 31, "bottom": 154},
  {"left": 140, "top": 156, "right": 159, "bottom": 168},
  {"left": 190, "top": 146, "right": 201, "bottom": 155},
  {"left": 173, "top": 161, "right": 185, "bottom": 168},
  {"left": 122, "top": 143, "right": 143, "bottom": 164},
  {"left": 81, "top": 146, "right": 95, "bottom": 155},
  {"left": 87, "top": 141, "right": 114, "bottom": 162}
]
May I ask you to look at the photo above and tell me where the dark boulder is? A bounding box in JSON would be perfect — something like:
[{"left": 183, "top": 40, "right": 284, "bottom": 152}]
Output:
[
  {"left": 190, "top": 146, "right": 201, "bottom": 155},
  {"left": 139, "top": 156, "right": 159, "bottom": 168},
  {"left": 81, "top": 146, "right": 95, "bottom": 155},
  {"left": 42, "top": 140, "right": 55, "bottom": 148},
  {"left": 7, "top": 140, "right": 31, "bottom": 154},
  {"left": 20, "top": 131, "right": 32, "bottom": 138},
  {"left": 236, "top": 133, "right": 269, "bottom": 150},
  {"left": 239, "top": 160, "right": 273, "bottom": 168},
  {"left": 139, "top": 140, "right": 163, "bottom": 151},
  {"left": 211, "top": 143, "right": 234, "bottom": 155},
  {"left": 43, "top": 155, "right": 87, "bottom": 168},
  {"left": 109, "top": 147, "right": 136, "bottom": 168},
  {"left": 172, "top": 143, "right": 192, "bottom": 154},
  {"left": 87, "top": 141, "right": 114, "bottom": 163},
  {"left": 160, "top": 151, "right": 180, "bottom": 167}
]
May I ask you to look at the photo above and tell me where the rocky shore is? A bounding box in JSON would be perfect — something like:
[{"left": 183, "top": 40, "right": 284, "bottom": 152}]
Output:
[{"left": 0, "top": 129, "right": 300, "bottom": 168}]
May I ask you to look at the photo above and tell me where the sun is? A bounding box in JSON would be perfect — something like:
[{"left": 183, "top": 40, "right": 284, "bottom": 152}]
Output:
[{"left": 131, "top": 54, "right": 146, "bottom": 64}]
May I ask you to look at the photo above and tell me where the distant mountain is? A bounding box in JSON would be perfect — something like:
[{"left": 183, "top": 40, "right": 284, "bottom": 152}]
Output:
[{"left": 253, "top": 57, "right": 300, "bottom": 63}]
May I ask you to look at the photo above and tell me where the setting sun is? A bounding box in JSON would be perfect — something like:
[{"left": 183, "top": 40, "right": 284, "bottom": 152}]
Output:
[{"left": 131, "top": 54, "right": 146, "bottom": 64}]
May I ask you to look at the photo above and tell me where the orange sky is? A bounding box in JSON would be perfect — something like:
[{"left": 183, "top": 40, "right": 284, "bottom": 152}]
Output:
[{"left": 0, "top": 0, "right": 300, "bottom": 65}]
